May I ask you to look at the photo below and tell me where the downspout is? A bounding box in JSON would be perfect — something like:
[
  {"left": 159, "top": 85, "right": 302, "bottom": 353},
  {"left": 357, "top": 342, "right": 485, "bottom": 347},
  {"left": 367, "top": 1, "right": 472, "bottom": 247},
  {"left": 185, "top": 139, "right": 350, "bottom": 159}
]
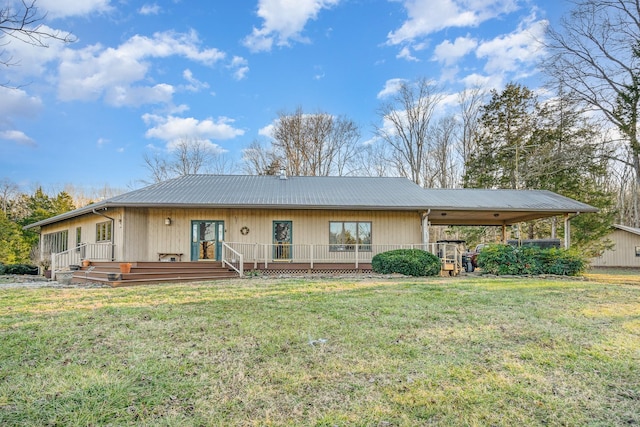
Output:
[
  {"left": 92, "top": 208, "right": 116, "bottom": 261},
  {"left": 564, "top": 212, "right": 580, "bottom": 249},
  {"left": 421, "top": 209, "right": 431, "bottom": 251}
]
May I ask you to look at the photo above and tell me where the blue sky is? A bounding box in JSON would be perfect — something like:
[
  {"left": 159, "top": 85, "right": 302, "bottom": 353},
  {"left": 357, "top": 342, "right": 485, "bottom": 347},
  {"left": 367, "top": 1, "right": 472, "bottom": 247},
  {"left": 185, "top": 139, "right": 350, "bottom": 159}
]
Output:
[{"left": 0, "top": 0, "right": 570, "bottom": 192}]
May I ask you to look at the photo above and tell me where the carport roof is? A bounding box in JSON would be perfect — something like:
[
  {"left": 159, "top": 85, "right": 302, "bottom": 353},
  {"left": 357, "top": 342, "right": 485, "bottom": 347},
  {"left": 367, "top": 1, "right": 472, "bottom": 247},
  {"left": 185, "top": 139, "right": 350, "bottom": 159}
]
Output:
[{"left": 24, "top": 175, "right": 598, "bottom": 228}]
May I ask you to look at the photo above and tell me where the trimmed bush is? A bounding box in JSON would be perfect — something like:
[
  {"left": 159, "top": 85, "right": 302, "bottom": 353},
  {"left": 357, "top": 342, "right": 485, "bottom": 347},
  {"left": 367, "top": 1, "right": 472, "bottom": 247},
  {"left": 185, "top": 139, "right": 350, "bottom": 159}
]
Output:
[
  {"left": 372, "top": 249, "right": 441, "bottom": 277},
  {"left": 4, "top": 264, "right": 39, "bottom": 275},
  {"left": 477, "top": 244, "right": 586, "bottom": 276},
  {"left": 0, "top": 263, "right": 4, "bottom": 274}
]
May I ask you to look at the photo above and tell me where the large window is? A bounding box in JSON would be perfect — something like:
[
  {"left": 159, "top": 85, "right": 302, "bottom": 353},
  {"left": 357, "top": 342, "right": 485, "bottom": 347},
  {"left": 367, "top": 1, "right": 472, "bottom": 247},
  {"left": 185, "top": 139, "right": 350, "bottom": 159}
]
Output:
[
  {"left": 329, "top": 221, "right": 371, "bottom": 251},
  {"left": 96, "top": 221, "right": 112, "bottom": 242},
  {"left": 42, "top": 230, "right": 69, "bottom": 254}
]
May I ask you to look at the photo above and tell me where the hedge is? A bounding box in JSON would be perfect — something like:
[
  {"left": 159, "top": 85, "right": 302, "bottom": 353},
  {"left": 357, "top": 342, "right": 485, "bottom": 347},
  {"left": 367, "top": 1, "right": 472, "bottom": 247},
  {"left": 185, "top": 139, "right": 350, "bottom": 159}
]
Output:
[
  {"left": 1, "top": 264, "right": 39, "bottom": 275},
  {"left": 477, "top": 244, "right": 586, "bottom": 276},
  {"left": 372, "top": 249, "right": 441, "bottom": 277}
]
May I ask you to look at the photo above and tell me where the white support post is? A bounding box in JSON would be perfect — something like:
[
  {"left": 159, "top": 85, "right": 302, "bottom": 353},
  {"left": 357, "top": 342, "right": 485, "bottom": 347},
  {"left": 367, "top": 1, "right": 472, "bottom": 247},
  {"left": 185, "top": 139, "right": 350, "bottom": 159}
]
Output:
[
  {"left": 51, "top": 252, "right": 57, "bottom": 281},
  {"left": 355, "top": 244, "right": 359, "bottom": 269},
  {"left": 310, "top": 244, "right": 314, "bottom": 269}
]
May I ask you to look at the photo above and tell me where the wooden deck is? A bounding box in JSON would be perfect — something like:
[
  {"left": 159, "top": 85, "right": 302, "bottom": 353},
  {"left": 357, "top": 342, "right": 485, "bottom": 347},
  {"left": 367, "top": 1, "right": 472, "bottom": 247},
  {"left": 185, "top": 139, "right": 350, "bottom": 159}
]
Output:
[
  {"left": 71, "top": 261, "right": 238, "bottom": 287},
  {"left": 70, "top": 261, "right": 374, "bottom": 287}
]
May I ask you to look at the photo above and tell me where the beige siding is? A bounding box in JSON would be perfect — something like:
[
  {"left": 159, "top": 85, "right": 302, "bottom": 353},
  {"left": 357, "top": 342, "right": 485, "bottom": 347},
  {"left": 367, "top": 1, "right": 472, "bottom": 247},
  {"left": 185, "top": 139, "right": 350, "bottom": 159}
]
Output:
[
  {"left": 40, "top": 208, "right": 124, "bottom": 258},
  {"left": 121, "top": 208, "right": 423, "bottom": 262},
  {"left": 591, "top": 229, "right": 640, "bottom": 267}
]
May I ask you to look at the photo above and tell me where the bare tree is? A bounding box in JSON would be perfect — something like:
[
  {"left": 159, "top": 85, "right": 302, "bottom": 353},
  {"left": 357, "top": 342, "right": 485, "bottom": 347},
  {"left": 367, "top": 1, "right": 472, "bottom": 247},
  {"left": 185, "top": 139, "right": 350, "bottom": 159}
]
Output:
[
  {"left": 269, "top": 107, "right": 360, "bottom": 176},
  {"left": 143, "top": 138, "right": 233, "bottom": 183},
  {"left": 0, "top": 178, "right": 19, "bottom": 213},
  {"left": 242, "top": 140, "right": 281, "bottom": 175},
  {"left": 353, "top": 140, "right": 393, "bottom": 177},
  {"left": 544, "top": 0, "right": 640, "bottom": 224},
  {"left": 428, "top": 115, "right": 459, "bottom": 188},
  {"left": 375, "top": 78, "right": 445, "bottom": 187},
  {"left": 456, "top": 86, "right": 487, "bottom": 181},
  {"left": 1, "top": 0, "right": 74, "bottom": 69}
]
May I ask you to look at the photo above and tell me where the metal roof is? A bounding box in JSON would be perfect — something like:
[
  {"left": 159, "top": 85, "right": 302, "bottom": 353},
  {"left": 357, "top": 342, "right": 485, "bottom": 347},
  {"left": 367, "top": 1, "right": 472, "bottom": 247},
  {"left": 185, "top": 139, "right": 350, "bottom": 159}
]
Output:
[
  {"left": 23, "top": 175, "right": 599, "bottom": 229},
  {"left": 613, "top": 224, "right": 640, "bottom": 236}
]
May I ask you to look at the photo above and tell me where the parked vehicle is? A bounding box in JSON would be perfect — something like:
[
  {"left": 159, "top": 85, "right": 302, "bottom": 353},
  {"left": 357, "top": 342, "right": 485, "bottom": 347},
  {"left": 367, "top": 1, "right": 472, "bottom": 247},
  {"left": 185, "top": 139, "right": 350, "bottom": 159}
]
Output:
[{"left": 463, "top": 244, "right": 486, "bottom": 272}]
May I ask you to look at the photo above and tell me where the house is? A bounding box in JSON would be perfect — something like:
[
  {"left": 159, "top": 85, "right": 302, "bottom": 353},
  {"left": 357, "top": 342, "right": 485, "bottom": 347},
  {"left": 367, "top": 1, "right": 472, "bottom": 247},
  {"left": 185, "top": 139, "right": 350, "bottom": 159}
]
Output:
[
  {"left": 590, "top": 224, "right": 640, "bottom": 268},
  {"left": 24, "top": 174, "right": 598, "bottom": 283}
]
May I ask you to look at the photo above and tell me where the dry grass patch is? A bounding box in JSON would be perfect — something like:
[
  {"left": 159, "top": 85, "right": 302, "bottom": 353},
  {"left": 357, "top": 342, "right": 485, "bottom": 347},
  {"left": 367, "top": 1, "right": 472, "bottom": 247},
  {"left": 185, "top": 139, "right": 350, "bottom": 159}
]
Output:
[{"left": 0, "top": 276, "right": 638, "bottom": 426}]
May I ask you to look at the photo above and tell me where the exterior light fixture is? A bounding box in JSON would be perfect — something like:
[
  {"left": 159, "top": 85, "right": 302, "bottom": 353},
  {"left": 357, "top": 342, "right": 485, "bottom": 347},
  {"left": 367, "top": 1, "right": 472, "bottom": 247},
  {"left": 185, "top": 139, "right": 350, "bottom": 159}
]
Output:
[
  {"left": 493, "top": 213, "right": 500, "bottom": 217},
  {"left": 165, "top": 217, "right": 172, "bottom": 226}
]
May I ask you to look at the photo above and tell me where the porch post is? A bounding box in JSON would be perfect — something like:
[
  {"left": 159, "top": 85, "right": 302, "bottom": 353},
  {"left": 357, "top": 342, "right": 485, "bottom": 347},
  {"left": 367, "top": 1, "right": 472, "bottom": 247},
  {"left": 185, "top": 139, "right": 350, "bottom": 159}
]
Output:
[
  {"left": 501, "top": 223, "right": 507, "bottom": 243},
  {"left": 564, "top": 213, "right": 571, "bottom": 249},
  {"left": 421, "top": 210, "right": 431, "bottom": 250},
  {"left": 355, "top": 244, "right": 359, "bottom": 269}
]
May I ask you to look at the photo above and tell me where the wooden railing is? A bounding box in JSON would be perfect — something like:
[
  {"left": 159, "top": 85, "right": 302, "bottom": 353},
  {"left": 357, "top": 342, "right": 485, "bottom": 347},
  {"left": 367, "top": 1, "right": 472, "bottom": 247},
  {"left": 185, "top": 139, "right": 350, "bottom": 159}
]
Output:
[
  {"left": 224, "top": 242, "right": 463, "bottom": 273},
  {"left": 221, "top": 242, "right": 244, "bottom": 276},
  {"left": 50, "top": 243, "right": 115, "bottom": 279}
]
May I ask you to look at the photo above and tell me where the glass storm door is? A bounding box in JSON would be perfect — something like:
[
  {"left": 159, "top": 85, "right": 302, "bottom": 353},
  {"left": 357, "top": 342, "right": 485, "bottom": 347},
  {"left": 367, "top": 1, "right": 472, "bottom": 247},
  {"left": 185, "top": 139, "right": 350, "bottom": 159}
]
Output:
[
  {"left": 191, "top": 221, "right": 224, "bottom": 261},
  {"left": 273, "top": 221, "right": 292, "bottom": 260}
]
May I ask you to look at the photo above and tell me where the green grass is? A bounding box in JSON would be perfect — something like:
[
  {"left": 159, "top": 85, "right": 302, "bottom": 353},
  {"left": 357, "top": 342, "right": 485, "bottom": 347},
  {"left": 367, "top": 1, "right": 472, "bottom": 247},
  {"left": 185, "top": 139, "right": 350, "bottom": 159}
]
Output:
[{"left": 0, "top": 275, "right": 638, "bottom": 426}]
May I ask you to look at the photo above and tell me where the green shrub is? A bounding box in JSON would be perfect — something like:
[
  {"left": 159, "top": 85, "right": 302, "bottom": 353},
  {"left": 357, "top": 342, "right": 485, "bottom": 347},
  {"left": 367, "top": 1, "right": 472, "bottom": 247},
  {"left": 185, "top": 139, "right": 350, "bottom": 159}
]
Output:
[
  {"left": 4, "top": 264, "right": 39, "bottom": 275},
  {"left": 477, "top": 244, "right": 586, "bottom": 276},
  {"left": 0, "top": 263, "right": 5, "bottom": 274},
  {"left": 372, "top": 249, "right": 441, "bottom": 277}
]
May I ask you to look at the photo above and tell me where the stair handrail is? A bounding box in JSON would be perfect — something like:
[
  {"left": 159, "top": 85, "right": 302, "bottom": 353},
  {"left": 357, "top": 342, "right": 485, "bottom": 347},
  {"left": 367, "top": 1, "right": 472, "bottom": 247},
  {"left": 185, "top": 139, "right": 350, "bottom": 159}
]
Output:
[{"left": 222, "top": 242, "right": 244, "bottom": 276}]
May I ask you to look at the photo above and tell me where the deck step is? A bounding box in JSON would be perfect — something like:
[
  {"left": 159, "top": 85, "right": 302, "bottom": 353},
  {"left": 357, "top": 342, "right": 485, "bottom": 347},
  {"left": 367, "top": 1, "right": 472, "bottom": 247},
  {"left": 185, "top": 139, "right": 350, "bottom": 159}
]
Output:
[{"left": 71, "top": 261, "right": 239, "bottom": 287}]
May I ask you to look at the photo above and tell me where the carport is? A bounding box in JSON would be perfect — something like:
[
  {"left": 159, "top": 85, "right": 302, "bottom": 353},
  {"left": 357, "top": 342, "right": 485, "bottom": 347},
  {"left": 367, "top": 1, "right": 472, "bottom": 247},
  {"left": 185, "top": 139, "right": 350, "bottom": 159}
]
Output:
[{"left": 419, "top": 188, "right": 599, "bottom": 248}]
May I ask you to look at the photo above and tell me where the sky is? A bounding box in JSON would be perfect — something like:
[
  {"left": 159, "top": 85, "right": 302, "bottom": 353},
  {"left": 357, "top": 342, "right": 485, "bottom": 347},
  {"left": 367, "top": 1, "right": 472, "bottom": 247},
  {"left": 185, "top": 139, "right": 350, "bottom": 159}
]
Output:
[{"left": 0, "top": 0, "right": 572, "bottom": 193}]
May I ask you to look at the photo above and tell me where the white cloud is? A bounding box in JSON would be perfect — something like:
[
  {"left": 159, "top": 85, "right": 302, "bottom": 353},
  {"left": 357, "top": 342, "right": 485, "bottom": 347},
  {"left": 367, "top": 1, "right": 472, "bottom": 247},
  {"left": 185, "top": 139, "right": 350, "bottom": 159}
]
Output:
[
  {"left": 388, "top": 0, "right": 518, "bottom": 45},
  {"left": 139, "top": 4, "right": 161, "bottom": 15},
  {"left": 0, "top": 130, "right": 37, "bottom": 147},
  {"left": 433, "top": 36, "right": 478, "bottom": 65},
  {"left": 57, "top": 31, "right": 225, "bottom": 106},
  {"left": 0, "top": 87, "right": 43, "bottom": 121},
  {"left": 142, "top": 114, "right": 245, "bottom": 142},
  {"left": 476, "top": 16, "right": 547, "bottom": 75},
  {"left": 229, "top": 56, "right": 249, "bottom": 80},
  {"left": 37, "top": 0, "right": 113, "bottom": 18},
  {"left": 243, "top": 0, "right": 340, "bottom": 52},
  {"left": 182, "top": 69, "right": 210, "bottom": 92},
  {"left": 377, "top": 78, "right": 407, "bottom": 99},
  {"left": 396, "top": 46, "right": 419, "bottom": 62}
]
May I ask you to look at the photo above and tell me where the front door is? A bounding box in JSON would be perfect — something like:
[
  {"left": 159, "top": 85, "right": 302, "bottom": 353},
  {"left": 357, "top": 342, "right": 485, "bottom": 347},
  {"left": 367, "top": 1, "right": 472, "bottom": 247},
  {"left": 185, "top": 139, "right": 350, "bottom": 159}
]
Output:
[
  {"left": 273, "top": 220, "right": 292, "bottom": 260},
  {"left": 191, "top": 221, "right": 224, "bottom": 261}
]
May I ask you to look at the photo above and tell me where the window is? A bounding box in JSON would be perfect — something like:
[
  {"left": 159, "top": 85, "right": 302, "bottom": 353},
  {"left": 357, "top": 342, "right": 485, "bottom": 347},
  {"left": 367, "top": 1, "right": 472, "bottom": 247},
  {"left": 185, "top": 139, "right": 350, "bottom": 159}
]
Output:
[
  {"left": 42, "top": 230, "right": 69, "bottom": 254},
  {"left": 96, "top": 221, "right": 112, "bottom": 242},
  {"left": 329, "top": 221, "right": 371, "bottom": 251}
]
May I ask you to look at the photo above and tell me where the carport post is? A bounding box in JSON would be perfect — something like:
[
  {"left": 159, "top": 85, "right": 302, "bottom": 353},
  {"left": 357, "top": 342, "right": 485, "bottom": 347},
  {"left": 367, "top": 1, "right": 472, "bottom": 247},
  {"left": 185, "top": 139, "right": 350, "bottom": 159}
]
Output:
[
  {"left": 501, "top": 223, "right": 507, "bottom": 243},
  {"left": 421, "top": 210, "right": 431, "bottom": 250},
  {"left": 564, "top": 213, "right": 571, "bottom": 249}
]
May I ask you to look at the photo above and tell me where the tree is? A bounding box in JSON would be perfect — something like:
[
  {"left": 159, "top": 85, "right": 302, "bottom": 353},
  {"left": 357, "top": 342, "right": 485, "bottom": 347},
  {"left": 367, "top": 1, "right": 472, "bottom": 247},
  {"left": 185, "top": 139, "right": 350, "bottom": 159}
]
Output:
[
  {"left": 464, "top": 83, "right": 538, "bottom": 189},
  {"left": 0, "top": 178, "right": 18, "bottom": 214},
  {"left": 0, "top": 210, "right": 30, "bottom": 264},
  {"left": 246, "top": 107, "right": 361, "bottom": 176},
  {"left": 143, "top": 138, "right": 235, "bottom": 183},
  {"left": 375, "top": 78, "right": 445, "bottom": 187},
  {"left": 456, "top": 86, "right": 487, "bottom": 181},
  {"left": 544, "top": 0, "right": 640, "bottom": 225},
  {"left": 1, "top": 0, "right": 73, "bottom": 72},
  {"left": 242, "top": 140, "right": 281, "bottom": 175}
]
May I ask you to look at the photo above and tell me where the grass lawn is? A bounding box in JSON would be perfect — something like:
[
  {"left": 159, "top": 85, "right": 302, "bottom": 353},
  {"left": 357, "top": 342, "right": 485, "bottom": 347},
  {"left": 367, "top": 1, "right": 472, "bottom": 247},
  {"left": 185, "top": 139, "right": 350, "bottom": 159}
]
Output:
[{"left": 0, "top": 274, "right": 638, "bottom": 426}]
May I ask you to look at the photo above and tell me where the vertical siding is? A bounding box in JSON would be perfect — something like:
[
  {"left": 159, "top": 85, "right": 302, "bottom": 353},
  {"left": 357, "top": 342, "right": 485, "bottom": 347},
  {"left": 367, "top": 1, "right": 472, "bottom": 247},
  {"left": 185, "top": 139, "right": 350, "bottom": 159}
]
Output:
[
  {"left": 591, "top": 229, "right": 640, "bottom": 267},
  {"left": 121, "top": 208, "right": 423, "bottom": 262},
  {"left": 39, "top": 208, "right": 124, "bottom": 259}
]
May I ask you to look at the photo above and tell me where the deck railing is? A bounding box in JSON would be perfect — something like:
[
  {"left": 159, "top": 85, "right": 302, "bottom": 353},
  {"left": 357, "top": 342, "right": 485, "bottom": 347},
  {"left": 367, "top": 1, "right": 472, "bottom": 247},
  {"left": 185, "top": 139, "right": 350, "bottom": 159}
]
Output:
[
  {"left": 50, "top": 243, "right": 115, "bottom": 279},
  {"left": 224, "top": 242, "right": 462, "bottom": 273}
]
